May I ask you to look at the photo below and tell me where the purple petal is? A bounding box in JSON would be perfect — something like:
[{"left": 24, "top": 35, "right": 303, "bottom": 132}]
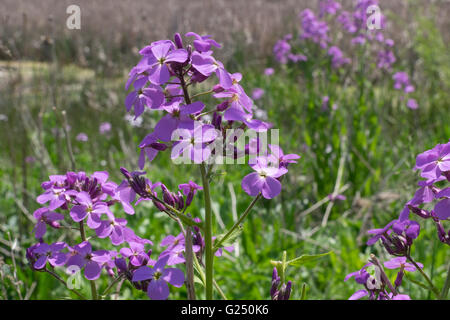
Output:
[
  {"left": 70, "top": 205, "right": 88, "bottom": 222},
  {"left": 261, "top": 176, "right": 282, "bottom": 199},
  {"left": 147, "top": 279, "right": 170, "bottom": 300},
  {"left": 349, "top": 289, "right": 368, "bottom": 300},
  {"left": 241, "top": 172, "right": 264, "bottom": 197},
  {"left": 162, "top": 268, "right": 185, "bottom": 287},
  {"left": 132, "top": 266, "right": 153, "bottom": 282},
  {"left": 84, "top": 261, "right": 102, "bottom": 280}
]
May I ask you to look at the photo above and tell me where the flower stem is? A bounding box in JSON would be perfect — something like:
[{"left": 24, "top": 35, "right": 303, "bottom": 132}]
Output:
[
  {"left": 441, "top": 264, "right": 450, "bottom": 299},
  {"left": 45, "top": 269, "right": 87, "bottom": 300},
  {"left": 101, "top": 274, "right": 124, "bottom": 298},
  {"left": 406, "top": 255, "right": 441, "bottom": 299},
  {"left": 213, "top": 193, "right": 262, "bottom": 252},
  {"left": 200, "top": 163, "right": 214, "bottom": 299}
]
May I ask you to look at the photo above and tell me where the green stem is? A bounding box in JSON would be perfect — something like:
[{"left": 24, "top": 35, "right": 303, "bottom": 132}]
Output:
[
  {"left": 213, "top": 193, "right": 261, "bottom": 252},
  {"left": 406, "top": 255, "right": 441, "bottom": 299},
  {"left": 45, "top": 269, "right": 87, "bottom": 300},
  {"left": 441, "top": 264, "right": 450, "bottom": 299},
  {"left": 191, "top": 89, "right": 213, "bottom": 99},
  {"left": 101, "top": 274, "right": 124, "bottom": 298},
  {"left": 200, "top": 164, "right": 214, "bottom": 299}
]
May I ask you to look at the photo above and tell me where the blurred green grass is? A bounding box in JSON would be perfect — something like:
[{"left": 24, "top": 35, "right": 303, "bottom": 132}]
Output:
[{"left": 0, "top": 7, "right": 449, "bottom": 300}]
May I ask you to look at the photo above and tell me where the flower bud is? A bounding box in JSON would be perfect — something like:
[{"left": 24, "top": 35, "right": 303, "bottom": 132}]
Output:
[
  {"left": 394, "top": 269, "right": 404, "bottom": 288},
  {"left": 186, "top": 190, "right": 195, "bottom": 207},
  {"left": 120, "top": 167, "right": 132, "bottom": 180},
  {"left": 49, "top": 221, "right": 60, "bottom": 229},
  {"left": 213, "top": 84, "right": 224, "bottom": 93},
  {"left": 174, "top": 33, "right": 183, "bottom": 49},
  {"left": 150, "top": 142, "right": 168, "bottom": 151},
  {"left": 176, "top": 191, "right": 184, "bottom": 210},
  {"left": 162, "top": 186, "right": 175, "bottom": 207},
  {"left": 153, "top": 199, "right": 167, "bottom": 212},
  {"left": 216, "top": 101, "right": 229, "bottom": 111}
]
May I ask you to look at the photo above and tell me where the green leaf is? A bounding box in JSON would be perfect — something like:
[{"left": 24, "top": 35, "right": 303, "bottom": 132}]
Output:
[
  {"left": 213, "top": 225, "right": 243, "bottom": 251},
  {"left": 193, "top": 275, "right": 204, "bottom": 287},
  {"left": 286, "top": 252, "right": 331, "bottom": 267}
]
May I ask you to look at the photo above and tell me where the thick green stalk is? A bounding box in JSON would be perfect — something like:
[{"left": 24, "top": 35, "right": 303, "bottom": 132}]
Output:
[{"left": 200, "top": 164, "right": 214, "bottom": 299}]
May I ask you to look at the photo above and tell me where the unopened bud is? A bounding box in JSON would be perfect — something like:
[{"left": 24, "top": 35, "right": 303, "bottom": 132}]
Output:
[{"left": 174, "top": 33, "right": 183, "bottom": 49}]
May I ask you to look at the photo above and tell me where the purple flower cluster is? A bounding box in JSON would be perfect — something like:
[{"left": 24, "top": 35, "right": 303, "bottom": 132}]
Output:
[
  {"left": 347, "top": 140, "right": 450, "bottom": 300},
  {"left": 345, "top": 258, "right": 414, "bottom": 300},
  {"left": 272, "top": 0, "right": 404, "bottom": 78},
  {"left": 400, "top": 141, "right": 450, "bottom": 244},
  {"left": 26, "top": 170, "right": 202, "bottom": 300},
  {"left": 124, "top": 33, "right": 299, "bottom": 199},
  {"left": 299, "top": 9, "right": 330, "bottom": 49},
  {"left": 393, "top": 72, "right": 418, "bottom": 109}
]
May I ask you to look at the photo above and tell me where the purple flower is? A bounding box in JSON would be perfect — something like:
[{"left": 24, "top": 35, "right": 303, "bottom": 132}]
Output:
[
  {"left": 366, "top": 220, "right": 396, "bottom": 245},
  {"left": 328, "top": 46, "right": 350, "bottom": 68},
  {"left": 69, "top": 191, "right": 110, "bottom": 229},
  {"left": 154, "top": 101, "right": 205, "bottom": 142},
  {"left": 185, "top": 32, "right": 221, "bottom": 52},
  {"left": 140, "top": 42, "right": 188, "bottom": 85},
  {"left": 120, "top": 242, "right": 149, "bottom": 267},
  {"left": 170, "top": 122, "right": 218, "bottom": 164},
  {"left": 268, "top": 144, "right": 301, "bottom": 168},
  {"left": 36, "top": 187, "right": 67, "bottom": 211},
  {"left": 251, "top": 88, "right": 265, "bottom": 100},
  {"left": 344, "top": 263, "right": 372, "bottom": 284},
  {"left": 223, "top": 107, "right": 271, "bottom": 132},
  {"left": 32, "top": 208, "right": 64, "bottom": 239},
  {"left": 273, "top": 38, "right": 291, "bottom": 64},
  {"left": 32, "top": 242, "right": 68, "bottom": 269},
  {"left": 264, "top": 68, "right": 274, "bottom": 76},
  {"left": 407, "top": 98, "right": 418, "bottom": 110},
  {"left": 138, "top": 133, "right": 168, "bottom": 169},
  {"left": 384, "top": 257, "right": 423, "bottom": 272},
  {"left": 415, "top": 142, "right": 450, "bottom": 180},
  {"left": 407, "top": 180, "right": 437, "bottom": 206},
  {"left": 178, "top": 181, "right": 203, "bottom": 206},
  {"left": 132, "top": 255, "right": 185, "bottom": 300},
  {"left": 125, "top": 84, "right": 165, "bottom": 119},
  {"left": 66, "top": 241, "right": 103, "bottom": 280},
  {"left": 99, "top": 122, "right": 112, "bottom": 134},
  {"left": 377, "top": 50, "right": 396, "bottom": 70},
  {"left": 319, "top": 0, "right": 341, "bottom": 16},
  {"left": 95, "top": 210, "right": 128, "bottom": 245},
  {"left": 242, "top": 156, "right": 288, "bottom": 199},
  {"left": 76, "top": 133, "right": 88, "bottom": 142},
  {"left": 190, "top": 51, "right": 233, "bottom": 89},
  {"left": 299, "top": 9, "right": 329, "bottom": 48}
]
